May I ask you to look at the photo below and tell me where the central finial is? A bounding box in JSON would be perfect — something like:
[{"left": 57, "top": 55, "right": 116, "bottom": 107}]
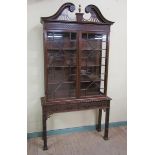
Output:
[
  {"left": 76, "top": 4, "right": 83, "bottom": 22},
  {"left": 78, "top": 4, "right": 81, "bottom": 13}
]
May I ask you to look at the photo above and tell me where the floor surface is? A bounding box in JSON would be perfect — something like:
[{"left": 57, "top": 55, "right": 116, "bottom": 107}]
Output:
[{"left": 27, "top": 126, "right": 127, "bottom": 155}]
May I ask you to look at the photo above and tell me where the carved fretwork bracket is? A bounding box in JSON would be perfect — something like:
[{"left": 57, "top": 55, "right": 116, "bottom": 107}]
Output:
[
  {"left": 47, "top": 112, "right": 53, "bottom": 119},
  {"left": 43, "top": 110, "right": 53, "bottom": 121}
]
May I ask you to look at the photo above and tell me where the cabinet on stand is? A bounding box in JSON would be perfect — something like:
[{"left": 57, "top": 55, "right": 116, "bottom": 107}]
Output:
[{"left": 40, "top": 3, "right": 114, "bottom": 150}]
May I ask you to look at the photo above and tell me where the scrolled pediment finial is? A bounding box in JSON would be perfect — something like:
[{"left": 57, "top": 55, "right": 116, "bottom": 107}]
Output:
[{"left": 78, "top": 4, "right": 81, "bottom": 13}]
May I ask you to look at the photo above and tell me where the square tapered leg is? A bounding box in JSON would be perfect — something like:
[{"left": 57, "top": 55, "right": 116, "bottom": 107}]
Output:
[
  {"left": 103, "top": 107, "right": 110, "bottom": 140},
  {"left": 43, "top": 113, "right": 48, "bottom": 150},
  {"left": 97, "top": 109, "right": 102, "bottom": 132}
]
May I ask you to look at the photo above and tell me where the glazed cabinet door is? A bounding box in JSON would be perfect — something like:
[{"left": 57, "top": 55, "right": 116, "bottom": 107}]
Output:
[
  {"left": 45, "top": 31, "right": 77, "bottom": 100},
  {"left": 79, "top": 32, "right": 108, "bottom": 97},
  {"left": 44, "top": 30, "right": 109, "bottom": 100}
]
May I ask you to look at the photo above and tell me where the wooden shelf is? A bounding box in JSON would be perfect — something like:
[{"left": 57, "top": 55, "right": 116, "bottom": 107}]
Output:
[
  {"left": 81, "top": 49, "right": 106, "bottom": 51},
  {"left": 81, "top": 39, "right": 107, "bottom": 42},
  {"left": 80, "top": 79, "right": 104, "bottom": 83},
  {"left": 47, "top": 40, "right": 77, "bottom": 42},
  {"left": 47, "top": 65, "right": 105, "bottom": 68},
  {"left": 47, "top": 48, "right": 77, "bottom": 51},
  {"left": 48, "top": 81, "right": 75, "bottom": 85},
  {"left": 48, "top": 65, "right": 76, "bottom": 68},
  {"left": 81, "top": 65, "right": 105, "bottom": 67}
]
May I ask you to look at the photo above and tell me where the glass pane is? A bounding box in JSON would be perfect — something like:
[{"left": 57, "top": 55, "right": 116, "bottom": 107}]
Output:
[
  {"left": 71, "top": 33, "right": 77, "bottom": 40},
  {"left": 81, "top": 40, "right": 102, "bottom": 50},
  {"left": 47, "top": 66, "right": 77, "bottom": 99},
  {"left": 102, "top": 42, "right": 106, "bottom": 49},
  {"left": 81, "top": 50, "right": 100, "bottom": 66},
  {"left": 80, "top": 32, "right": 107, "bottom": 97},
  {"left": 82, "top": 33, "right": 87, "bottom": 39},
  {"left": 47, "top": 32, "right": 77, "bottom": 99},
  {"left": 54, "top": 32, "right": 69, "bottom": 40},
  {"left": 47, "top": 32, "right": 70, "bottom": 40},
  {"left": 48, "top": 50, "right": 64, "bottom": 66},
  {"left": 48, "top": 67, "right": 76, "bottom": 82},
  {"left": 47, "top": 32, "right": 53, "bottom": 40},
  {"left": 48, "top": 82, "right": 76, "bottom": 99},
  {"left": 83, "top": 33, "right": 107, "bottom": 41},
  {"left": 48, "top": 50, "right": 76, "bottom": 67},
  {"left": 80, "top": 66, "right": 103, "bottom": 96},
  {"left": 47, "top": 32, "right": 77, "bottom": 50},
  {"left": 47, "top": 41, "right": 77, "bottom": 50}
]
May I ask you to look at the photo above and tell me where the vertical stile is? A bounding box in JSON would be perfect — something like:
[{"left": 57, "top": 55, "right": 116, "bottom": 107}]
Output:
[
  {"left": 104, "top": 32, "right": 110, "bottom": 96},
  {"left": 76, "top": 32, "right": 81, "bottom": 98}
]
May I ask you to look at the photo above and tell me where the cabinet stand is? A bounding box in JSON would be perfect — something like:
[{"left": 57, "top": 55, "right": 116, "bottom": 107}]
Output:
[{"left": 41, "top": 96, "right": 111, "bottom": 150}]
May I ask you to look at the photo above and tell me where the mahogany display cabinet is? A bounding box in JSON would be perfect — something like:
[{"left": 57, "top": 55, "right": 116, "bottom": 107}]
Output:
[{"left": 40, "top": 3, "right": 114, "bottom": 150}]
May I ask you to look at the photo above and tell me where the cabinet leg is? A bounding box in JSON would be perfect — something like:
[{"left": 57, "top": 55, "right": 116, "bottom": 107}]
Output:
[
  {"left": 42, "top": 113, "right": 44, "bottom": 140},
  {"left": 103, "top": 107, "right": 110, "bottom": 140},
  {"left": 43, "top": 114, "right": 48, "bottom": 150},
  {"left": 96, "top": 109, "right": 102, "bottom": 132}
]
